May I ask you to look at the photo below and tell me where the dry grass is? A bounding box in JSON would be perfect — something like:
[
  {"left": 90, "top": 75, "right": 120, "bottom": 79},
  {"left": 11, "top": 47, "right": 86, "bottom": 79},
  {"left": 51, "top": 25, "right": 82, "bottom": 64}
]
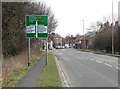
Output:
[{"left": 2, "top": 46, "right": 43, "bottom": 87}]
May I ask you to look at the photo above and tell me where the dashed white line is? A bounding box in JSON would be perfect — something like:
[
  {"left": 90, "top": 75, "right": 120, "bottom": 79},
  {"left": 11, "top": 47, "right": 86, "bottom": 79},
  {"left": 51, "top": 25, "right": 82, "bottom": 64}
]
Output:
[
  {"left": 90, "top": 59, "right": 94, "bottom": 61},
  {"left": 96, "top": 60, "right": 103, "bottom": 63},
  {"left": 116, "top": 66, "right": 119, "bottom": 69},
  {"left": 89, "top": 59, "right": 118, "bottom": 69},
  {"left": 107, "top": 64, "right": 113, "bottom": 67},
  {"left": 104, "top": 63, "right": 110, "bottom": 66}
]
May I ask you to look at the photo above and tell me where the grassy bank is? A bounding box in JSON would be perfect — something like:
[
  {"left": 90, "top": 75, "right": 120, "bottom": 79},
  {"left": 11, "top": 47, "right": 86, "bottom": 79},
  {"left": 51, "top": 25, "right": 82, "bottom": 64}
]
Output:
[
  {"left": 2, "top": 47, "right": 44, "bottom": 87},
  {"left": 37, "top": 52, "right": 61, "bottom": 87}
]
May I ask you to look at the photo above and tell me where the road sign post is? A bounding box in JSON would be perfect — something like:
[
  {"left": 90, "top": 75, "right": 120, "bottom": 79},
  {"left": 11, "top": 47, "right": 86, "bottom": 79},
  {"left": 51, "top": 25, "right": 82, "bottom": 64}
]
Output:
[
  {"left": 28, "top": 38, "right": 30, "bottom": 66},
  {"left": 46, "top": 38, "right": 48, "bottom": 65},
  {"left": 26, "top": 15, "right": 48, "bottom": 66}
]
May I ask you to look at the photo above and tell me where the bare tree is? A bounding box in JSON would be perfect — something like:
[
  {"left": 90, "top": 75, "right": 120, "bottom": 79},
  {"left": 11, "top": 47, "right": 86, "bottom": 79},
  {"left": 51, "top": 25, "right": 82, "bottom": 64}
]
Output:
[{"left": 2, "top": 2, "right": 58, "bottom": 57}]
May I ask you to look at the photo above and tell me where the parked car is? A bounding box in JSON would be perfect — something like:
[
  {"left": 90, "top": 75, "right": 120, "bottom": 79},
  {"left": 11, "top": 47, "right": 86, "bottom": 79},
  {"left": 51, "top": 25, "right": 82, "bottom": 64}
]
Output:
[
  {"left": 56, "top": 45, "right": 63, "bottom": 49},
  {"left": 49, "top": 46, "right": 53, "bottom": 50},
  {"left": 56, "top": 46, "right": 61, "bottom": 49},
  {"left": 62, "top": 46, "right": 65, "bottom": 49}
]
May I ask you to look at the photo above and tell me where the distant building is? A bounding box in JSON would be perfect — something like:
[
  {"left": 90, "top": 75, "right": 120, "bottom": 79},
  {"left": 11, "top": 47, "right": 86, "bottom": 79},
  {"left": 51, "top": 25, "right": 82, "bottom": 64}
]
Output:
[
  {"left": 74, "top": 35, "right": 90, "bottom": 49},
  {"left": 54, "top": 37, "right": 62, "bottom": 45},
  {"left": 64, "top": 34, "right": 92, "bottom": 49},
  {"left": 64, "top": 36, "right": 76, "bottom": 48},
  {"left": 48, "top": 39, "right": 53, "bottom": 49},
  {"left": 53, "top": 34, "right": 63, "bottom": 47}
]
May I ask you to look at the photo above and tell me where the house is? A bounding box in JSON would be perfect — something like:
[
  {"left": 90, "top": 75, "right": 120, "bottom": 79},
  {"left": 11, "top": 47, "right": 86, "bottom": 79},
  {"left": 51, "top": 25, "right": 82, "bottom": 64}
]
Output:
[
  {"left": 64, "top": 36, "right": 76, "bottom": 48},
  {"left": 48, "top": 39, "right": 53, "bottom": 49},
  {"left": 53, "top": 34, "right": 64, "bottom": 48},
  {"left": 74, "top": 35, "right": 90, "bottom": 49}
]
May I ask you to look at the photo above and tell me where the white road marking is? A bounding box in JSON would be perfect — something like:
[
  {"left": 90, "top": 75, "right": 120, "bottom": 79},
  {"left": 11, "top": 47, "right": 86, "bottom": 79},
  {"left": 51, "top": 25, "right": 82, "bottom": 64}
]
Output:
[
  {"left": 104, "top": 63, "right": 118, "bottom": 68},
  {"left": 90, "top": 57, "right": 120, "bottom": 70},
  {"left": 107, "top": 64, "right": 113, "bottom": 67},
  {"left": 90, "top": 59, "right": 94, "bottom": 61},
  {"left": 96, "top": 60, "right": 103, "bottom": 63},
  {"left": 90, "top": 59, "right": 114, "bottom": 68},
  {"left": 104, "top": 63, "right": 110, "bottom": 66},
  {"left": 113, "top": 65, "right": 119, "bottom": 69},
  {"left": 115, "top": 66, "right": 119, "bottom": 69},
  {"left": 55, "top": 56, "right": 70, "bottom": 87}
]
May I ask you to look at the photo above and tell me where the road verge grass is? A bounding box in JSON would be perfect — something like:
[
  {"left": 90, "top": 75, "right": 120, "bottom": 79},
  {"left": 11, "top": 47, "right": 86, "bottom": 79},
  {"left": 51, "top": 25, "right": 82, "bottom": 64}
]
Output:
[{"left": 37, "top": 52, "right": 61, "bottom": 87}]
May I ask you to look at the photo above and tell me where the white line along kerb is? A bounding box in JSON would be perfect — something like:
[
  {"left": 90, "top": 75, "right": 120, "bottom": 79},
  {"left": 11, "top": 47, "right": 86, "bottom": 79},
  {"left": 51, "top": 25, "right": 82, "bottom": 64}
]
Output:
[{"left": 54, "top": 56, "right": 70, "bottom": 87}]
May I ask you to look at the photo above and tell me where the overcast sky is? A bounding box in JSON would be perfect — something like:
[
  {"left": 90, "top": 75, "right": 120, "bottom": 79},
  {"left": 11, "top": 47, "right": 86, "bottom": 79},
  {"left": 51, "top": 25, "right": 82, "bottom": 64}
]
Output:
[{"left": 36, "top": 0, "right": 119, "bottom": 37}]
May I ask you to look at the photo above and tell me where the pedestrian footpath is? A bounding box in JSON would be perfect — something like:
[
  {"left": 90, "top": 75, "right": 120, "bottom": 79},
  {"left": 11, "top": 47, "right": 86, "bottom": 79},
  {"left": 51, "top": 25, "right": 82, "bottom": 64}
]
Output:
[{"left": 15, "top": 55, "right": 46, "bottom": 87}]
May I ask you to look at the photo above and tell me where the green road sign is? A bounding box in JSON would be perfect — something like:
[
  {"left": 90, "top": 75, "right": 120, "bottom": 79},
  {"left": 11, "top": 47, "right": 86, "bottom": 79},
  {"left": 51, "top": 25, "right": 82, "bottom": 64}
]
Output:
[{"left": 26, "top": 15, "right": 48, "bottom": 38}]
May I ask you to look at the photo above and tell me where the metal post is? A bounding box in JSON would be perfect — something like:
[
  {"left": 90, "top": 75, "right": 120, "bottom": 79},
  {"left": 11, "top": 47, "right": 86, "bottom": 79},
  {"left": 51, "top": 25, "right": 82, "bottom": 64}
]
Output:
[
  {"left": 28, "top": 38, "right": 30, "bottom": 66},
  {"left": 46, "top": 38, "right": 48, "bottom": 65},
  {"left": 82, "top": 20, "right": 85, "bottom": 49},
  {"left": 112, "top": 0, "right": 114, "bottom": 54},
  {"left": 36, "top": 21, "right": 38, "bottom": 38}
]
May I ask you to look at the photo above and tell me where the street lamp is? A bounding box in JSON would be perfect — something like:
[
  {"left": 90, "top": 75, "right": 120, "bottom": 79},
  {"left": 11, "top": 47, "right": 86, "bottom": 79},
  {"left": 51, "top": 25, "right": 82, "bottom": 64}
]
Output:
[
  {"left": 82, "top": 20, "right": 85, "bottom": 49},
  {"left": 112, "top": 0, "right": 114, "bottom": 54}
]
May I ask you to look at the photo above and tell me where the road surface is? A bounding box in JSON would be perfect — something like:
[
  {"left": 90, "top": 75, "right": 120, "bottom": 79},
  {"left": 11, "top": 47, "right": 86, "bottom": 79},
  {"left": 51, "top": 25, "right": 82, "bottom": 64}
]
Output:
[{"left": 54, "top": 48, "right": 119, "bottom": 87}]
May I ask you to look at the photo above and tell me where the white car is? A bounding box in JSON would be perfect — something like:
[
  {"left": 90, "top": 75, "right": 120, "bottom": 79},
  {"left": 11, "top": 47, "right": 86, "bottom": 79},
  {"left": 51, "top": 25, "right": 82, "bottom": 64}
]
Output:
[
  {"left": 56, "top": 46, "right": 62, "bottom": 49},
  {"left": 49, "top": 46, "right": 53, "bottom": 50}
]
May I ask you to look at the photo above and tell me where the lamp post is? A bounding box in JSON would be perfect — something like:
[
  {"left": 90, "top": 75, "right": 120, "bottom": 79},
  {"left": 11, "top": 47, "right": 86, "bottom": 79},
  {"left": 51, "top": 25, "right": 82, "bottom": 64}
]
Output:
[
  {"left": 82, "top": 20, "right": 85, "bottom": 49},
  {"left": 112, "top": 0, "right": 114, "bottom": 54}
]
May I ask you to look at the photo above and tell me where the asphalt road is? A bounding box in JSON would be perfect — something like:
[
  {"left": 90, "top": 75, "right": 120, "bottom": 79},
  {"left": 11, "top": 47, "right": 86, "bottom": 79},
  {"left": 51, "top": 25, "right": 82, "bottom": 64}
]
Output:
[{"left": 54, "top": 48, "right": 119, "bottom": 87}]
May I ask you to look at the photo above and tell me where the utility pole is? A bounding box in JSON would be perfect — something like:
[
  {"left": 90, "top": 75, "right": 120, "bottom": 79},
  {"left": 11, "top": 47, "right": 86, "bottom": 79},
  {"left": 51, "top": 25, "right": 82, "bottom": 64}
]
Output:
[
  {"left": 112, "top": 0, "right": 114, "bottom": 54},
  {"left": 82, "top": 20, "right": 85, "bottom": 49}
]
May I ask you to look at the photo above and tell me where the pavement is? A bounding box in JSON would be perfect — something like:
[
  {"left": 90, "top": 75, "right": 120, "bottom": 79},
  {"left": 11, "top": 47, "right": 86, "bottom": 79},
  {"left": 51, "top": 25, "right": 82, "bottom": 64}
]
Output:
[
  {"left": 15, "top": 55, "right": 46, "bottom": 87},
  {"left": 54, "top": 48, "right": 119, "bottom": 87}
]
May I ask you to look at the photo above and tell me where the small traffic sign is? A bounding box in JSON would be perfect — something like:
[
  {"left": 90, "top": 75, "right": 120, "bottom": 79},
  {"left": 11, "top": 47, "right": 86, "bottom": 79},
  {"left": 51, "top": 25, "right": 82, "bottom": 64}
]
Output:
[{"left": 26, "top": 15, "right": 48, "bottom": 38}]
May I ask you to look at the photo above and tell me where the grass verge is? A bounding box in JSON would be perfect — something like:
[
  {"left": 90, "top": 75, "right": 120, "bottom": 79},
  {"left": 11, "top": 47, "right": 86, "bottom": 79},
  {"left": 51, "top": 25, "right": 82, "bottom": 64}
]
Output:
[
  {"left": 78, "top": 49, "right": 120, "bottom": 57},
  {"left": 2, "top": 49, "right": 44, "bottom": 87},
  {"left": 37, "top": 52, "right": 61, "bottom": 87}
]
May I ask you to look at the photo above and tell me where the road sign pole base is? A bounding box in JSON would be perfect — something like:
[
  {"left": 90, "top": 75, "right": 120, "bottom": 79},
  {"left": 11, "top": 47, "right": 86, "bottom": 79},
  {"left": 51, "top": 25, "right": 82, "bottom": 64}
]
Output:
[{"left": 28, "top": 62, "right": 30, "bottom": 66}]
